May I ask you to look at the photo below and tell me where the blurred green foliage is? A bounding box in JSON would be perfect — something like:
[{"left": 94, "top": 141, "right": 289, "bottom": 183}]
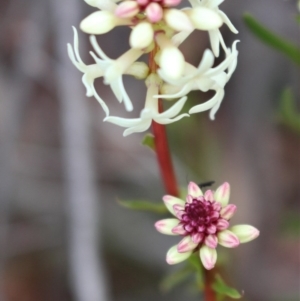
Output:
[
  {"left": 118, "top": 199, "right": 168, "bottom": 214},
  {"left": 243, "top": 13, "right": 300, "bottom": 65},
  {"left": 278, "top": 88, "right": 300, "bottom": 135},
  {"left": 212, "top": 274, "right": 241, "bottom": 300}
]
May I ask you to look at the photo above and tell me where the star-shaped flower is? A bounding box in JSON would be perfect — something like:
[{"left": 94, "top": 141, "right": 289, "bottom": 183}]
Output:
[
  {"left": 104, "top": 73, "right": 189, "bottom": 136},
  {"left": 188, "top": 0, "right": 238, "bottom": 56},
  {"left": 157, "top": 41, "right": 238, "bottom": 119},
  {"left": 155, "top": 181, "right": 259, "bottom": 269}
]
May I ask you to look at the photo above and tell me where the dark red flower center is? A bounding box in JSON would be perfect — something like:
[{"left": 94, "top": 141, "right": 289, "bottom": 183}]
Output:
[{"left": 181, "top": 198, "right": 221, "bottom": 235}]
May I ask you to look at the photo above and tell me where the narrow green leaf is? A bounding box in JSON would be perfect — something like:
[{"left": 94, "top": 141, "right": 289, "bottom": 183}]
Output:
[
  {"left": 278, "top": 88, "right": 300, "bottom": 135},
  {"left": 141, "top": 133, "right": 155, "bottom": 151},
  {"left": 212, "top": 274, "right": 242, "bottom": 299},
  {"left": 117, "top": 199, "right": 168, "bottom": 214},
  {"left": 160, "top": 267, "right": 192, "bottom": 292},
  {"left": 243, "top": 13, "right": 300, "bottom": 65}
]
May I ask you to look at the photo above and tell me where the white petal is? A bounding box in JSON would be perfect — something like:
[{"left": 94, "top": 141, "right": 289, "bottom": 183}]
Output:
[
  {"left": 160, "top": 47, "right": 185, "bottom": 80},
  {"left": 159, "top": 96, "right": 188, "bottom": 119},
  {"left": 189, "top": 89, "right": 223, "bottom": 115},
  {"left": 177, "top": 236, "right": 198, "bottom": 253},
  {"left": 172, "top": 30, "right": 194, "bottom": 46},
  {"left": 164, "top": 9, "right": 194, "bottom": 32},
  {"left": 91, "top": 85, "right": 110, "bottom": 116},
  {"left": 90, "top": 35, "right": 112, "bottom": 61},
  {"left": 166, "top": 245, "right": 192, "bottom": 265},
  {"left": 123, "top": 121, "right": 151, "bottom": 136},
  {"left": 230, "top": 225, "right": 260, "bottom": 243},
  {"left": 208, "top": 29, "right": 220, "bottom": 57},
  {"left": 197, "top": 49, "right": 215, "bottom": 73},
  {"left": 104, "top": 116, "right": 142, "bottom": 127},
  {"left": 218, "top": 10, "right": 238, "bottom": 34},
  {"left": 157, "top": 82, "right": 193, "bottom": 99},
  {"left": 155, "top": 218, "right": 180, "bottom": 235},
  {"left": 199, "top": 245, "right": 217, "bottom": 270},
  {"left": 187, "top": 181, "right": 203, "bottom": 197},
  {"left": 214, "top": 182, "right": 230, "bottom": 206},
  {"left": 218, "top": 230, "right": 239, "bottom": 248},
  {"left": 162, "top": 195, "right": 185, "bottom": 216}
]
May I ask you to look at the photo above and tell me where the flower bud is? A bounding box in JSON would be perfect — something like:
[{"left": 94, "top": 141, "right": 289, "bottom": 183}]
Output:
[
  {"left": 84, "top": 0, "right": 117, "bottom": 11},
  {"left": 130, "top": 22, "right": 154, "bottom": 49},
  {"left": 115, "top": 1, "right": 139, "bottom": 18},
  {"left": 164, "top": 9, "right": 194, "bottom": 32},
  {"left": 163, "top": 0, "right": 181, "bottom": 7},
  {"left": 187, "top": 7, "right": 222, "bottom": 30},
  {"left": 146, "top": 3, "right": 163, "bottom": 23},
  {"left": 230, "top": 225, "right": 260, "bottom": 243},
  {"left": 80, "top": 11, "right": 118, "bottom": 34}
]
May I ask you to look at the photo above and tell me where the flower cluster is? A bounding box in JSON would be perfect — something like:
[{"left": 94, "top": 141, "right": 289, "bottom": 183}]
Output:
[
  {"left": 155, "top": 182, "right": 259, "bottom": 269},
  {"left": 68, "top": 0, "right": 239, "bottom": 136}
]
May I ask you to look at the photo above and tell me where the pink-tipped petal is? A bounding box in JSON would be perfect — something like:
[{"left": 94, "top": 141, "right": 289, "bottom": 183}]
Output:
[
  {"left": 155, "top": 218, "right": 180, "bottom": 235},
  {"left": 146, "top": 3, "right": 163, "bottom": 23},
  {"left": 115, "top": 1, "right": 139, "bottom": 18},
  {"left": 163, "top": 0, "right": 181, "bottom": 7},
  {"left": 137, "top": 0, "right": 148, "bottom": 5},
  {"left": 204, "top": 190, "right": 214, "bottom": 201},
  {"left": 163, "top": 195, "right": 185, "bottom": 216},
  {"left": 212, "top": 201, "right": 221, "bottom": 211},
  {"left": 192, "top": 232, "right": 204, "bottom": 244},
  {"left": 177, "top": 236, "right": 198, "bottom": 253},
  {"left": 173, "top": 204, "right": 185, "bottom": 219},
  {"left": 214, "top": 182, "right": 230, "bottom": 206},
  {"left": 204, "top": 234, "right": 218, "bottom": 249},
  {"left": 216, "top": 219, "right": 229, "bottom": 230},
  {"left": 172, "top": 224, "right": 186, "bottom": 235},
  {"left": 218, "top": 230, "right": 240, "bottom": 248},
  {"left": 166, "top": 245, "right": 192, "bottom": 265},
  {"left": 210, "top": 211, "right": 220, "bottom": 221},
  {"left": 220, "top": 204, "right": 237, "bottom": 220},
  {"left": 230, "top": 225, "right": 260, "bottom": 243},
  {"left": 199, "top": 245, "right": 217, "bottom": 270},
  {"left": 186, "top": 194, "right": 193, "bottom": 203},
  {"left": 188, "top": 182, "right": 203, "bottom": 198},
  {"left": 207, "top": 224, "right": 217, "bottom": 234}
]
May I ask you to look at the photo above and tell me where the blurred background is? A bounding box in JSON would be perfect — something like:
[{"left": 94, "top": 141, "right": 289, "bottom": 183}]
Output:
[{"left": 0, "top": 0, "right": 299, "bottom": 300}]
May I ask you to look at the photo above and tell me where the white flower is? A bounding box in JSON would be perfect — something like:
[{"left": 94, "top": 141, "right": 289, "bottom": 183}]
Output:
[
  {"left": 157, "top": 41, "right": 239, "bottom": 119},
  {"left": 67, "top": 27, "right": 110, "bottom": 115},
  {"left": 68, "top": 28, "right": 149, "bottom": 113},
  {"left": 188, "top": 0, "right": 238, "bottom": 56},
  {"left": 104, "top": 74, "right": 189, "bottom": 136}
]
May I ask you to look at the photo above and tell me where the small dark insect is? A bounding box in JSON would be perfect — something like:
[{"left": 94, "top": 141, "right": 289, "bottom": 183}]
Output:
[{"left": 198, "top": 181, "right": 215, "bottom": 189}]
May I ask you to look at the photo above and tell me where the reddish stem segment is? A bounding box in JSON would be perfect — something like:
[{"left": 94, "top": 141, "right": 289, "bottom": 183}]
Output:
[
  {"left": 203, "top": 270, "right": 216, "bottom": 301},
  {"left": 152, "top": 112, "right": 179, "bottom": 197}
]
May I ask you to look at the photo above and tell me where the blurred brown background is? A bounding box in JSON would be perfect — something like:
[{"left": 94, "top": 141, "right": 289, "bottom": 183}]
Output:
[{"left": 0, "top": 0, "right": 299, "bottom": 301}]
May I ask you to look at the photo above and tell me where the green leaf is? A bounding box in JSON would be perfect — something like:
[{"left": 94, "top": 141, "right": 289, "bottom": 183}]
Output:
[
  {"left": 278, "top": 88, "right": 300, "bottom": 135},
  {"left": 117, "top": 199, "right": 168, "bottom": 214},
  {"left": 160, "top": 267, "right": 192, "bottom": 292},
  {"left": 212, "top": 274, "right": 242, "bottom": 299},
  {"left": 243, "top": 13, "right": 300, "bottom": 65},
  {"left": 141, "top": 133, "right": 155, "bottom": 151}
]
